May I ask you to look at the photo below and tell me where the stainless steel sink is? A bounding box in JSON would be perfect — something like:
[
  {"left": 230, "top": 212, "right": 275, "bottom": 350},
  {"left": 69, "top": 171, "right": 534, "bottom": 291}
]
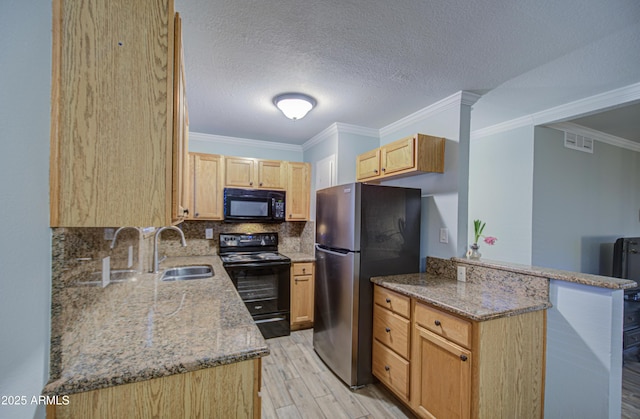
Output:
[{"left": 160, "top": 265, "right": 213, "bottom": 281}]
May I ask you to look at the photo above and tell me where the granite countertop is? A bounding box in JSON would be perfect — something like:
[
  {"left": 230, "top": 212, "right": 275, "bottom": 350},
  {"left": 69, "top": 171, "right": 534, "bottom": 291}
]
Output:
[
  {"left": 371, "top": 272, "right": 551, "bottom": 321},
  {"left": 44, "top": 256, "right": 269, "bottom": 396},
  {"left": 282, "top": 252, "right": 315, "bottom": 263},
  {"left": 454, "top": 257, "right": 638, "bottom": 290}
]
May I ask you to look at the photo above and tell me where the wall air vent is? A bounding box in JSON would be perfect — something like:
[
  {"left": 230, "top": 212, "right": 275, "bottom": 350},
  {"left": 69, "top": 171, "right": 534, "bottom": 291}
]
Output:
[{"left": 564, "top": 132, "right": 594, "bottom": 153}]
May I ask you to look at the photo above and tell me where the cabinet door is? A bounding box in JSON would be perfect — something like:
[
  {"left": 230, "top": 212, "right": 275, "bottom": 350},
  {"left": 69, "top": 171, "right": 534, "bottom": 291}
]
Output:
[
  {"left": 191, "top": 153, "right": 223, "bottom": 220},
  {"left": 225, "top": 157, "right": 255, "bottom": 187},
  {"left": 291, "top": 263, "right": 314, "bottom": 329},
  {"left": 172, "top": 12, "right": 189, "bottom": 223},
  {"left": 257, "top": 160, "right": 286, "bottom": 189},
  {"left": 412, "top": 325, "right": 471, "bottom": 419},
  {"left": 356, "top": 148, "right": 381, "bottom": 181},
  {"left": 381, "top": 136, "right": 415, "bottom": 176},
  {"left": 50, "top": 0, "right": 174, "bottom": 226},
  {"left": 286, "top": 162, "right": 310, "bottom": 221}
]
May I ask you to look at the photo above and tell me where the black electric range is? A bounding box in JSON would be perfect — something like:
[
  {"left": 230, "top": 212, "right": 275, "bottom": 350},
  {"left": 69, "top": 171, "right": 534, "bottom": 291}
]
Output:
[{"left": 220, "top": 233, "right": 291, "bottom": 339}]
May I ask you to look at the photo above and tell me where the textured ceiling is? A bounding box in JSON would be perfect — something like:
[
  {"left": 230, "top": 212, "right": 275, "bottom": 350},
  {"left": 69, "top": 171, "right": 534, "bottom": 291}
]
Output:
[{"left": 176, "top": 0, "right": 640, "bottom": 145}]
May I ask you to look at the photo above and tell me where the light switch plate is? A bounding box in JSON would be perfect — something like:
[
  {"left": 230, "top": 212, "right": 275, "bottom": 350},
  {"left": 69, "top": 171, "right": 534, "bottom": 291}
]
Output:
[
  {"left": 439, "top": 228, "right": 448, "bottom": 244},
  {"left": 457, "top": 266, "right": 466, "bottom": 282}
]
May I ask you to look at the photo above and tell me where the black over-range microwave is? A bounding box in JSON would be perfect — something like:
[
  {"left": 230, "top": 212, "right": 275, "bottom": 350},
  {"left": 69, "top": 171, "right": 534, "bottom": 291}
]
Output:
[{"left": 223, "top": 188, "right": 286, "bottom": 223}]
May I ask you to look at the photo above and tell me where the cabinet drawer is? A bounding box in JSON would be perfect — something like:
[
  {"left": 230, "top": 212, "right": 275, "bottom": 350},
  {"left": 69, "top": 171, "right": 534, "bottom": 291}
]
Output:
[
  {"left": 373, "top": 305, "right": 411, "bottom": 359},
  {"left": 374, "top": 286, "right": 410, "bottom": 319},
  {"left": 372, "top": 339, "right": 410, "bottom": 401},
  {"left": 415, "top": 302, "right": 471, "bottom": 349},
  {"left": 292, "top": 262, "right": 313, "bottom": 276}
]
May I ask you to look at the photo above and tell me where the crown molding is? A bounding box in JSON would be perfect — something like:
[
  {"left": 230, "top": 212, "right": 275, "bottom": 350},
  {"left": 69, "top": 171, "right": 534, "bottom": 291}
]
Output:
[
  {"left": 302, "top": 123, "right": 339, "bottom": 150},
  {"left": 302, "top": 122, "right": 379, "bottom": 150},
  {"left": 471, "top": 82, "right": 640, "bottom": 140},
  {"left": 380, "top": 90, "right": 481, "bottom": 138},
  {"left": 548, "top": 121, "right": 640, "bottom": 153},
  {"left": 189, "top": 132, "right": 302, "bottom": 152},
  {"left": 470, "top": 115, "right": 535, "bottom": 139},
  {"left": 531, "top": 81, "right": 640, "bottom": 127},
  {"left": 334, "top": 122, "right": 379, "bottom": 138}
]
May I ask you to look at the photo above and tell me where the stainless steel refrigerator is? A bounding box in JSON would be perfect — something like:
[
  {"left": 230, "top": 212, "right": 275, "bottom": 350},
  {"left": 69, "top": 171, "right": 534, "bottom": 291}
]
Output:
[{"left": 313, "top": 182, "right": 421, "bottom": 388}]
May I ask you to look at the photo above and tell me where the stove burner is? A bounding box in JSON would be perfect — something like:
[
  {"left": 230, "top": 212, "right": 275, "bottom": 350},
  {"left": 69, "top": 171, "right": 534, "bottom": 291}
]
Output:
[{"left": 220, "top": 252, "right": 289, "bottom": 264}]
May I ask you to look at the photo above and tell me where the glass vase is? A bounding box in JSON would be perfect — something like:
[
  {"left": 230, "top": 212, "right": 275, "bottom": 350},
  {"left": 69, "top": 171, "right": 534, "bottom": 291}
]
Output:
[{"left": 468, "top": 243, "right": 481, "bottom": 260}]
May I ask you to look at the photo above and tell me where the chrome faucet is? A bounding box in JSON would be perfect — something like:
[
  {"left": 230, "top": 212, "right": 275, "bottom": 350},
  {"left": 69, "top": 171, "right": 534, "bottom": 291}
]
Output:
[
  {"left": 110, "top": 226, "right": 143, "bottom": 273},
  {"left": 152, "top": 226, "right": 187, "bottom": 273}
]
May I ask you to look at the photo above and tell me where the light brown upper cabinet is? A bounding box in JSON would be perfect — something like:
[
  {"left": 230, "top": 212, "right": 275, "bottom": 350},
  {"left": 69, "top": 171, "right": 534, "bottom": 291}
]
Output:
[
  {"left": 356, "top": 133, "right": 445, "bottom": 182},
  {"left": 50, "top": 0, "right": 185, "bottom": 226},
  {"left": 224, "top": 157, "right": 286, "bottom": 190},
  {"left": 286, "top": 162, "right": 311, "bottom": 221},
  {"left": 185, "top": 153, "right": 224, "bottom": 220}
]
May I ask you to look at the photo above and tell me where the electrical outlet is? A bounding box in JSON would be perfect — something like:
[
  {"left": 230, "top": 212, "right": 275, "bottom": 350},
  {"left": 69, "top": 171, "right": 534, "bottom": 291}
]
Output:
[
  {"left": 205, "top": 228, "right": 213, "bottom": 240},
  {"left": 104, "top": 228, "right": 115, "bottom": 240},
  {"left": 457, "top": 266, "right": 466, "bottom": 282},
  {"left": 439, "top": 228, "right": 448, "bottom": 244}
]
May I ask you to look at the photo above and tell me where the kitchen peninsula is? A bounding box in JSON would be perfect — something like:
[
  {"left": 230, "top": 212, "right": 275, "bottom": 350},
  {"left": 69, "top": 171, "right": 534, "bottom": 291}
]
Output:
[
  {"left": 372, "top": 257, "right": 636, "bottom": 419},
  {"left": 44, "top": 255, "right": 268, "bottom": 418}
]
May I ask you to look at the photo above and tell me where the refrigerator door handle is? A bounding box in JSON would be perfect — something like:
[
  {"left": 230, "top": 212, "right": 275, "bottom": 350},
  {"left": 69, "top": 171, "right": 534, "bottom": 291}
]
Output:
[{"left": 315, "top": 244, "right": 351, "bottom": 257}]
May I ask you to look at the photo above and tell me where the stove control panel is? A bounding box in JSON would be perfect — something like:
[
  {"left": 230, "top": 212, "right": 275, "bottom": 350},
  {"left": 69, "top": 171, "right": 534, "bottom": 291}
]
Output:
[{"left": 220, "top": 233, "right": 278, "bottom": 249}]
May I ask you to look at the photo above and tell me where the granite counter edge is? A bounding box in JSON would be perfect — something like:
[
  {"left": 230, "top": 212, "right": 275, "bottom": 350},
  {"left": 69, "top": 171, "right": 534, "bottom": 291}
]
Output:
[
  {"left": 453, "top": 257, "right": 637, "bottom": 290},
  {"left": 43, "top": 344, "right": 270, "bottom": 397},
  {"left": 371, "top": 277, "right": 551, "bottom": 322}
]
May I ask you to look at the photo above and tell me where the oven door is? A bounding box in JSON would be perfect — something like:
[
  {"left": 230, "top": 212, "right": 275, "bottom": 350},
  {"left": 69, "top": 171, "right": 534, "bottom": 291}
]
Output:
[{"left": 224, "top": 261, "right": 291, "bottom": 338}]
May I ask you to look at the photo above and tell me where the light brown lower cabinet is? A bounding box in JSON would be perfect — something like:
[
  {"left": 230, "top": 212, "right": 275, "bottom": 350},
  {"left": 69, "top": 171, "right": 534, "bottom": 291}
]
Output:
[
  {"left": 372, "top": 284, "right": 546, "bottom": 419},
  {"left": 47, "top": 359, "right": 262, "bottom": 419},
  {"left": 290, "top": 262, "right": 314, "bottom": 330}
]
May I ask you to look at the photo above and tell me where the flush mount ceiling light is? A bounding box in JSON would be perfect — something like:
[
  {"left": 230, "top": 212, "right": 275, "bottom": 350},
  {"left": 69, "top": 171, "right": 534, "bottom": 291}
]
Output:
[{"left": 273, "top": 93, "right": 316, "bottom": 120}]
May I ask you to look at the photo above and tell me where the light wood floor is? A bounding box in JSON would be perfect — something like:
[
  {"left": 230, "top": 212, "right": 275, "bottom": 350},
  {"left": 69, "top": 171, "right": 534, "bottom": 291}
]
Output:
[
  {"left": 263, "top": 329, "right": 640, "bottom": 418},
  {"left": 261, "top": 328, "right": 416, "bottom": 419}
]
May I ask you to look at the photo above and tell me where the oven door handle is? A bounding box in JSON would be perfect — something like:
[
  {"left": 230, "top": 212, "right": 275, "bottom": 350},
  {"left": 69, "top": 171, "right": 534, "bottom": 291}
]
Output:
[{"left": 254, "top": 316, "right": 287, "bottom": 324}]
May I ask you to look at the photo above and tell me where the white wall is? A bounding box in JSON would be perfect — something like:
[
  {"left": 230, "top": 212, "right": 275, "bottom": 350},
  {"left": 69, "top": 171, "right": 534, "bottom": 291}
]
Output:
[
  {"left": 335, "top": 130, "right": 379, "bottom": 185},
  {"left": 545, "top": 281, "right": 623, "bottom": 418},
  {"left": 379, "top": 94, "right": 473, "bottom": 261},
  {"left": 468, "top": 125, "right": 535, "bottom": 264},
  {"left": 0, "top": 2, "right": 52, "bottom": 418},
  {"left": 189, "top": 132, "right": 304, "bottom": 162},
  {"left": 533, "top": 126, "right": 640, "bottom": 274}
]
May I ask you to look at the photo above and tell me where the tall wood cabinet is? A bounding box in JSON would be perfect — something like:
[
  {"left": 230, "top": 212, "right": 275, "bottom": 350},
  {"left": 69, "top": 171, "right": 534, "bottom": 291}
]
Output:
[
  {"left": 50, "top": 0, "right": 185, "bottom": 227},
  {"left": 286, "top": 162, "right": 311, "bottom": 221},
  {"left": 185, "top": 153, "right": 223, "bottom": 220},
  {"left": 171, "top": 13, "right": 189, "bottom": 223}
]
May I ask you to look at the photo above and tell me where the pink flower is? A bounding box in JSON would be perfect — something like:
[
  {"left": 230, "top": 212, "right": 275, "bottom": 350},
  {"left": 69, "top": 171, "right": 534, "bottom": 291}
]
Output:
[{"left": 484, "top": 236, "right": 497, "bottom": 245}]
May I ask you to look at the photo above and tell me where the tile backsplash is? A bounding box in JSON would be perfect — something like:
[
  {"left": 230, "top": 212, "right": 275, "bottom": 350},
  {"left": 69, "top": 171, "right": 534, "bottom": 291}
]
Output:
[{"left": 52, "top": 221, "right": 315, "bottom": 274}]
